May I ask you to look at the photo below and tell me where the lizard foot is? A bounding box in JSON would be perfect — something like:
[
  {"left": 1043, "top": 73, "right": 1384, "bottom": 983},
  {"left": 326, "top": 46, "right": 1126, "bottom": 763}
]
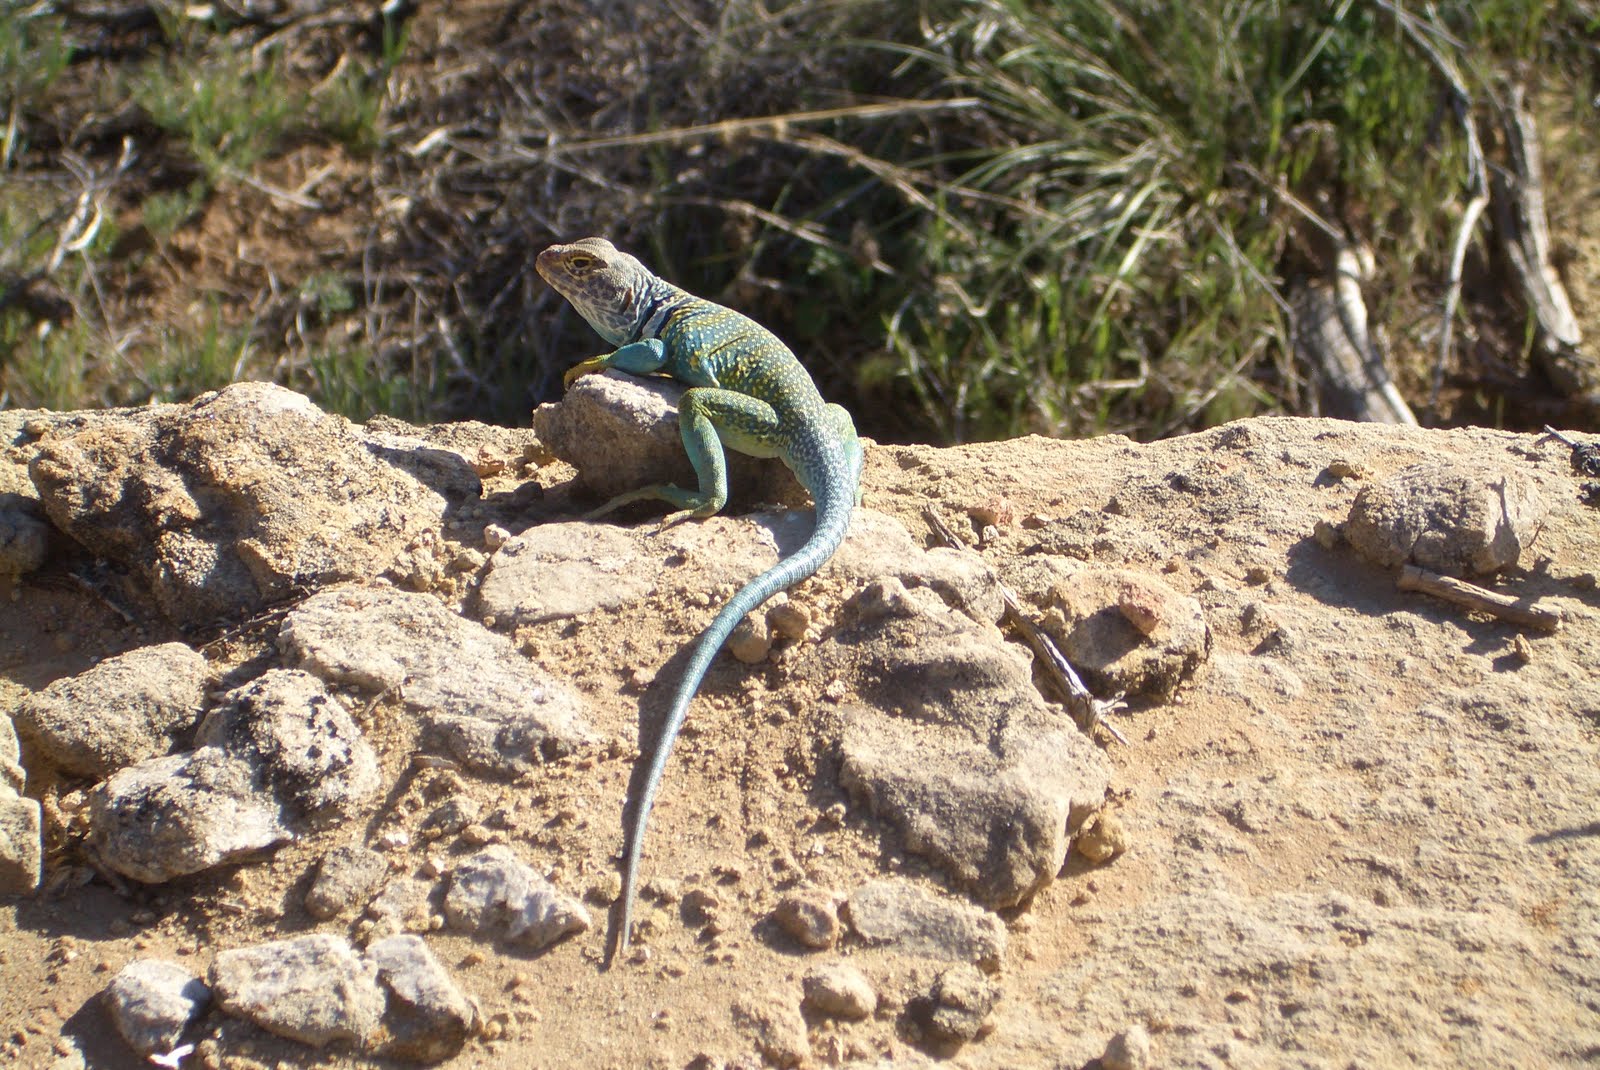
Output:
[
  {"left": 585, "top": 484, "right": 724, "bottom": 523},
  {"left": 563, "top": 355, "right": 611, "bottom": 389}
]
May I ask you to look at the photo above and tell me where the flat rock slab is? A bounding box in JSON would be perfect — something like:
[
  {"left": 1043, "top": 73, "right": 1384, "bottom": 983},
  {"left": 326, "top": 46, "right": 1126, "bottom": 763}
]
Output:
[
  {"left": 13, "top": 642, "right": 209, "bottom": 780},
  {"left": 477, "top": 521, "right": 653, "bottom": 626},
  {"left": 279, "top": 586, "right": 592, "bottom": 776},
  {"left": 90, "top": 747, "right": 288, "bottom": 883},
  {"left": 843, "top": 880, "right": 1007, "bottom": 971},
  {"left": 27, "top": 382, "right": 454, "bottom": 623},
  {"left": 211, "top": 934, "right": 385, "bottom": 1049},
  {"left": 195, "top": 668, "right": 379, "bottom": 818},
  {"left": 1344, "top": 460, "right": 1548, "bottom": 575}
]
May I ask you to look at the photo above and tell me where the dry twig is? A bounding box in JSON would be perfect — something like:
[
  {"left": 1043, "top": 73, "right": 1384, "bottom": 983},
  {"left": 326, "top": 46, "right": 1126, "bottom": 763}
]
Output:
[
  {"left": 1396, "top": 564, "right": 1561, "bottom": 632},
  {"left": 921, "top": 506, "right": 1128, "bottom": 745}
]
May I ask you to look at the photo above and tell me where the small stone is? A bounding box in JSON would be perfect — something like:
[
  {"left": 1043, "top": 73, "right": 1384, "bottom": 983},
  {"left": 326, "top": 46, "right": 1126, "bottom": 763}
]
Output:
[
  {"left": 766, "top": 601, "right": 811, "bottom": 642},
  {"left": 1102, "top": 1023, "right": 1153, "bottom": 1070},
  {"left": 1312, "top": 519, "right": 1342, "bottom": 550},
  {"left": 772, "top": 890, "right": 841, "bottom": 949},
  {"left": 1074, "top": 811, "right": 1129, "bottom": 864},
  {"left": 801, "top": 963, "right": 876, "bottom": 1020},
  {"left": 918, "top": 965, "right": 999, "bottom": 1044},
  {"left": 305, "top": 845, "right": 388, "bottom": 921},
  {"left": 732, "top": 993, "right": 810, "bottom": 1069},
  {"left": 420, "top": 798, "right": 480, "bottom": 840},
  {"left": 727, "top": 614, "right": 772, "bottom": 664},
  {"left": 104, "top": 959, "right": 210, "bottom": 1057},
  {"left": 844, "top": 881, "right": 1005, "bottom": 970},
  {"left": 682, "top": 887, "right": 720, "bottom": 925},
  {"left": 1511, "top": 634, "right": 1534, "bottom": 665},
  {"left": 482, "top": 524, "right": 511, "bottom": 550},
  {"left": 443, "top": 845, "right": 590, "bottom": 949},
  {"left": 1324, "top": 459, "right": 1367, "bottom": 480}
]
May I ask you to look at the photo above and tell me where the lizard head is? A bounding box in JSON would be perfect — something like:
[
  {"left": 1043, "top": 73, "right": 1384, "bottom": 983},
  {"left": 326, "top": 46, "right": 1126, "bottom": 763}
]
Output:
[{"left": 537, "top": 237, "right": 654, "bottom": 347}]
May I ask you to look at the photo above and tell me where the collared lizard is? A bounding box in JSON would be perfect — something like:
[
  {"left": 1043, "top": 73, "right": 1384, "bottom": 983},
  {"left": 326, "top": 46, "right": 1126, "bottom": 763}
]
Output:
[{"left": 536, "top": 237, "right": 862, "bottom": 952}]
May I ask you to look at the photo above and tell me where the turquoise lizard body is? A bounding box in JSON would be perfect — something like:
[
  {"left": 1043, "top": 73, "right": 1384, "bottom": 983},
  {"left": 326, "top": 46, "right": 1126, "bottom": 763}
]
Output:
[{"left": 536, "top": 237, "right": 862, "bottom": 953}]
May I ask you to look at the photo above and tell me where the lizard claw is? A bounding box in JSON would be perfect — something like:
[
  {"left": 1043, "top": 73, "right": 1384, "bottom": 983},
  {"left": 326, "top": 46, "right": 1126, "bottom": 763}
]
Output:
[{"left": 563, "top": 356, "right": 609, "bottom": 389}]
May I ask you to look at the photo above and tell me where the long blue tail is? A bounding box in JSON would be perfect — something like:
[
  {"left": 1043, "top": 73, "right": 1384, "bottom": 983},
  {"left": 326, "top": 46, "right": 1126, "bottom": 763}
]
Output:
[{"left": 616, "top": 479, "right": 854, "bottom": 952}]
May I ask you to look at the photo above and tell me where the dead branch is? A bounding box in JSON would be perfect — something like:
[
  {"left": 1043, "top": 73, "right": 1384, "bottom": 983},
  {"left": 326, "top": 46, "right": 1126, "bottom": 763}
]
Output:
[
  {"left": 1492, "top": 84, "right": 1595, "bottom": 397},
  {"left": 1291, "top": 243, "right": 1418, "bottom": 425},
  {"left": 1396, "top": 564, "right": 1561, "bottom": 632}
]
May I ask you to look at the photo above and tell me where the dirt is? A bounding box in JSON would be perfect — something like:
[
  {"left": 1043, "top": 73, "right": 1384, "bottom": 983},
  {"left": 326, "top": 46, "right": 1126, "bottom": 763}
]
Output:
[{"left": 3, "top": 408, "right": 1599, "bottom": 1069}]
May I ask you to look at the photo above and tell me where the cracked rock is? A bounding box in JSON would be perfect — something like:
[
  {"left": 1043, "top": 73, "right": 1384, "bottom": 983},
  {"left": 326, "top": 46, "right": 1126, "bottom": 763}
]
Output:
[
  {"left": 211, "top": 934, "right": 385, "bottom": 1048},
  {"left": 279, "top": 585, "right": 592, "bottom": 776},
  {"left": 195, "top": 669, "right": 378, "bottom": 818},
  {"left": 366, "top": 935, "right": 479, "bottom": 1062}
]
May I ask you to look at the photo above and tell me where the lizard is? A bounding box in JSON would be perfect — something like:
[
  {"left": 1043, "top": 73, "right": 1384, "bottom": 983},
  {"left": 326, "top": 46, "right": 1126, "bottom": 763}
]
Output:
[{"left": 535, "top": 237, "right": 863, "bottom": 953}]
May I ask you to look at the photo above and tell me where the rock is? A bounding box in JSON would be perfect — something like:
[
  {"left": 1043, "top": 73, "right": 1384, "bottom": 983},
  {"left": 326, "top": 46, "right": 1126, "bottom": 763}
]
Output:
[
  {"left": 766, "top": 599, "right": 811, "bottom": 641},
  {"left": 27, "top": 383, "right": 457, "bottom": 624},
  {"left": 531, "top": 372, "right": 796, "bottom": 504},
  {"left": 772, "top": 890, "right": 842, "bottom": 949},
  {"left": 279, "top": 586, "right": 592, "bottom": 776},
  {"left": 1102, "top": 1024, "right": 1153, "bottom": 1070},
  {"left": 916, "top": 965, "right": 998, "bottom": 1044},
  {"left": 0, "top": 715, "right": 25, "bottom": 795},
  {"left": 843, "top": 881, "right": 1006, "bottom": 970},
  {"left": 419, "top": 798, "right": 480, "bottom": 840},
  {"left": 731, "top": 991, "right": 810, "bottom": 1069},
  {"left": 1075, "top": 810, "right": 1130, "bottom": 864},
  {"left": 475, "top": 521, "right": 652, "bottom": 626},
  {"left": 443, "top": 845, "right": 590, "bottom": 949},
  {"left": 727, "top": 613, "right": 772, "bottom": 664},
  {"left": 210, "top": 934, "right": 385, "bottom": 1048},
  {"left": 1345, "top": 460, "right": 1547, "bottom": 576},
  {"left": 90, "top": 748, "right": 288, "bottom": 883},
  {"left": 0, "top": 788, "right": 42, "bottom": 894},
  {"left": 832, "top": 580, "right": 1110, "bottom": 907},
  {"left": 0, "top": 493, "right": 48, "bottom": 576},
  {"left": 104, "top": 959, "right": 210, "bottom": 1057},
  {"left": 1043, "top": 567, "right": 1211, "bottom": 701},
  {"left": 12, "top": 642, "right": 209, "bottom": 779},
  {"left": 366, "top": 876, "right": 437, "bottom": 940},
  {"left": 365, "top": 935, "right": 479, "bottom": 1062},
  {"left": 195, "top": 669, "right": 378, "bottom": 818},
  {"left": 801, "top": 962, "right": 876, "bottom": 1020},
  {"left": 305, "top": 845, "right": 389, "bottom": 920}
]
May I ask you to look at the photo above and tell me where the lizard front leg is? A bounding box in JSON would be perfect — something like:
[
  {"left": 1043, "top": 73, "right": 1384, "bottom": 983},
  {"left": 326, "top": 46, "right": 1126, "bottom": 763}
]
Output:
[
  {"left": 562, "top": 338, "right": 668, "bottom": 388},
  {"left": 589, "top": 387, "right": 783, "bottom": 527}
]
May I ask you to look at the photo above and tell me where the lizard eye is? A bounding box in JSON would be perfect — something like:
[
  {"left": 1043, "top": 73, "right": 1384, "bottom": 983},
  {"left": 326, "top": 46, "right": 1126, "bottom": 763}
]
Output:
[{"left": 567, "top": 254, "right": 596, "bottom": 271}]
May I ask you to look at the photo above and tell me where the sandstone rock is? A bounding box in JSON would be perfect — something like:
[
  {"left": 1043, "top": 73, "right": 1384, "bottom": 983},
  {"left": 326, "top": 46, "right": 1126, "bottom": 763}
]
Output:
[
  {"left": 772, "top": 890, "right": 842, "bottom": 949},
  {"left": 832, "top": 579, "right": 1110, "bottom": 907},
  {"left": 279, "top": 586, "right": 592, "bottom": 776},
  {"left": 211, "top": 934, "right": 385, "bottom": 1048},
  {"left": 104, "top": 959, "right": 210, "bottom": 1057},
  {"left": 365, "top": 935, "right": 479, "bottom": 1062},
  {"left": 916, "top": 964, "right": 998, "bottom": 1044},
  {"left": 1102, "top": 1024, "right": 1153, "bottom": 1070},
  {"left": 843, "top": 881, "right": 1006, "bottom": 970},
  {"left": 194, "top": 669, "right": 378, "bottom": 818},
  {"left": 731, "top": 991, "right": 810, "bottom": 1069},
  {"left": 0, "top": 493, "right": 48, "bottom": 577},
  {"left": 443, "top": 845, "right": 589, "bottom": 949},
  {"left": 1043, "top": 566, "right": 1210, "bottom": 701},
  {"left": 13, "top": 642, "right": 208, "bottom": 779},
  {"left": 476, "top": 521, "right": 652, "bottom": 626},
  {"left": 0, "top": 788, "right": 42, "bottom": 894},
  {"left": 801, "top": 962, "right": 876, "bottom": 1019},
  {"left": 0, "top": 715, "right": 24, "bottom": 794},
  {"left": 1345, "top": 460, "right": 1547, "bottom": 575},
  {"left": 91, "top": 748, "right": 288, "bottom": 883},
  {"left": 27, "top": 383, "right": 456, "bottom": 623},
  {"left": 305, "top": 845, "right": 389, "bottom": 920}
]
